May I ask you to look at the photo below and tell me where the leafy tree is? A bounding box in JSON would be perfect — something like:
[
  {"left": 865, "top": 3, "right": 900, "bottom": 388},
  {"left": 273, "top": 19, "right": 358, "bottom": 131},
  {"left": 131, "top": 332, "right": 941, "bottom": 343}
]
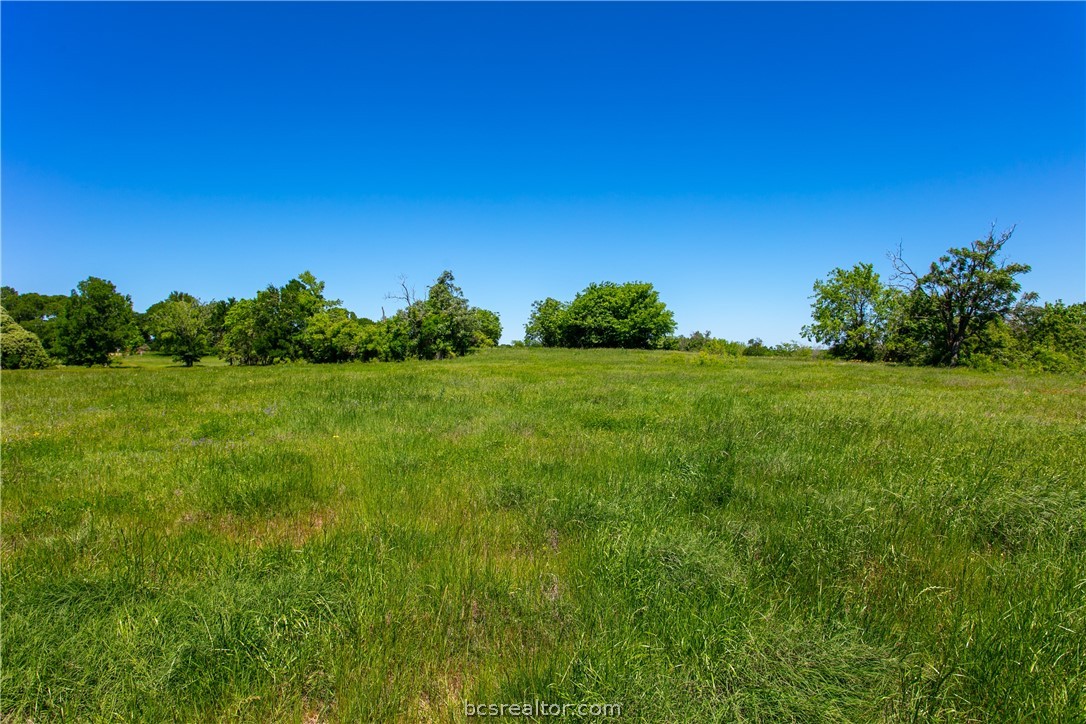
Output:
[
  {"left": 150, "top": 298, "right": 212, "bottom": 366},
  {"left": 384, "top": 271, "right": 499, "bottom": 360},
  {"left": 560, "top": 281, "right": 675, "bottom": 348},
  {"left": 301, "top": 308, "right": 371, "bottom": 363},
  {"left": 524, "top": 298, "right": 567, "bottom": 347},
  {"left": 219, "top": 272, "right": 336, "bottom": 365},
  {"left": 0, "top": 287, "right": 68, "bottom": 355},
  {"left": 1, "top": 306, "right": 53, "bottom": 369},
  {"left": 141, "top": 291, "right": 202, "bottom": 350},
  {"left": 416, "top": 271, "right": 477, "bottom": 359},
  {"left": 219, "top": 299, "right": 261, "bottom": 365},
  {"left": 891, "top": 226, "right": 1030, "bottom": 366},
  {"left": 995, "top": 300, "right": 1086, "bottom": 373},
  {"left": 206, "top": 298, "right": 236, "bottom": 350},
  {"left": 802, "top": 263, "right": 895, "bottom": 361},
  {"left": 56, "top": 277, "right": 139, "bottom": 366},
  {"left": 473, "top": 308, "right": 502, "bottom": 347}
]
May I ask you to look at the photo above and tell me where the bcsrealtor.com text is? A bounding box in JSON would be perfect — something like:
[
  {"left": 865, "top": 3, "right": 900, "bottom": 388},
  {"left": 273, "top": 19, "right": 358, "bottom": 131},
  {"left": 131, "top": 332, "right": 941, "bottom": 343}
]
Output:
[{"left": 465, "top": 701, "right": 622, "bottom": 717}]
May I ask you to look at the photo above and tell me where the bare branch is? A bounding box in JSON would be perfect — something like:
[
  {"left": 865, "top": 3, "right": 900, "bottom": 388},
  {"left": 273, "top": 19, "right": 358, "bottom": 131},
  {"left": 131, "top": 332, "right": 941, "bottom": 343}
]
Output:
[{"left": 887, "top": 241, "right": 920, "bottom": 290}]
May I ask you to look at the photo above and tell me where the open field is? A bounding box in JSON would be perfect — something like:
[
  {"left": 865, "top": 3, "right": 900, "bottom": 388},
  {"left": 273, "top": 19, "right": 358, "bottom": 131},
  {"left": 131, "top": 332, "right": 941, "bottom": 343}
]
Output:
[{"left": 2, "top": 349, "right": 1084, "bottom": 721}]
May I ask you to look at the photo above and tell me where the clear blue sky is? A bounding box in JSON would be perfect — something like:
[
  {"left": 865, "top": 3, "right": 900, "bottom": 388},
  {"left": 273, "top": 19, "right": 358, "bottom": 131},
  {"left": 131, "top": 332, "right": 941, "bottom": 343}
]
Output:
[{"left": 3, "top": 2, "right": 1083, "bottom": 344}]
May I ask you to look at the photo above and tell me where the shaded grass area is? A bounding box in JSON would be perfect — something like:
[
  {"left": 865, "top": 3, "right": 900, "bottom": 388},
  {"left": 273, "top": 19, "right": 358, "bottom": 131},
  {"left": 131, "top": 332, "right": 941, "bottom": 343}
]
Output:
[{"left": 2, "top": 349, "right": 1084, "bottom": 721}]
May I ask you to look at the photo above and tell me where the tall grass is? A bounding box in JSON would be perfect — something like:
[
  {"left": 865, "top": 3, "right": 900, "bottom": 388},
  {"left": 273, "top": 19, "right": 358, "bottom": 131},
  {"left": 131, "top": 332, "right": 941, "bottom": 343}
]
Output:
[{"left": 2, "top": 349, "right": 1083, "bottom": 720}]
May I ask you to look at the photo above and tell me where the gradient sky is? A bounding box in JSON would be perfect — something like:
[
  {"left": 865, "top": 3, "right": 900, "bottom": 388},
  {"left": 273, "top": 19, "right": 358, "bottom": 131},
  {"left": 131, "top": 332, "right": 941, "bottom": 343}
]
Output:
[{"left": 3, "top": 2, "right": 1083, "bottom": 344}]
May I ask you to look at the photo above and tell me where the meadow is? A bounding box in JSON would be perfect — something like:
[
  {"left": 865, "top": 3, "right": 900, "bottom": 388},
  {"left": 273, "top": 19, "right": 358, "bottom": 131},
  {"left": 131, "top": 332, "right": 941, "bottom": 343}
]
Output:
[{"left": 2, "top": 349, "right": 1083, "bottom": 721}]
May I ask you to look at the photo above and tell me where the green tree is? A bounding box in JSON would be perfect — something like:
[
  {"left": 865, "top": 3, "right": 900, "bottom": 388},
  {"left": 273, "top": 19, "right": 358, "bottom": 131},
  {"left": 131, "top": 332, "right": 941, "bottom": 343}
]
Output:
[
  {"left": 891, "top": 226, "right": 1030, "bottom": 366},
  {"left": 416, "top": 271, "right": 477, "bottom": 359},
  {"left": 1, "top": 287, "right": 68, "bottom": 356},
  {"left": 219, "top": 299, "right": 261, "bottom": 365},
  {"left": 560, "top": 281, "right": 675, "bottom": 348},
  {"left": 1, "top": 306, "right": 53, "bottom": 369},
  {"left": 1009, "top": 300, "right": 1086, "bottom": 373},
  {"left": 524, "top": 298, "right": 567, "bottom": 347},
  {"left": 56, "top": 277, "right": 139, "bottom": 366},
  {"left": 150, "top": 298, "right": 212, "bottom": 366},
  {"left": 473, "top": 308, "right": 502, "bottom": 347},
  {"left": 302, "top": 308, "right": 371, "bottom": 363},
  {"left": 141, "top": 291, "right": 201, "bottom": 350},
  {"left": 384, "top": 271, "right": 498, "bottom": 360},
  {"left": 802, "top": 263, "right": 895, "bottom": 361}
]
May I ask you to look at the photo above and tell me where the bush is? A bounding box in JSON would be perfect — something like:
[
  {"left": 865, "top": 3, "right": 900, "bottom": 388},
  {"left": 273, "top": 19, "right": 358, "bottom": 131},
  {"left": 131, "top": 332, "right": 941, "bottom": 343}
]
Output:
[{"left": 1, "top": 307, "right": 53, "bottom": 369}]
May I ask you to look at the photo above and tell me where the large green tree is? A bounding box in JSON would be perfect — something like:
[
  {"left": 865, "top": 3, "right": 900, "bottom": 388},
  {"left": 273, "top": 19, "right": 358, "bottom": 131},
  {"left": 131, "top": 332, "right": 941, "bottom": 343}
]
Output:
[
  {"left": 150, "top": 298, "right": 212, "bottom": 366},
  {"left": 549, "top": 281, "right": 675, "bottom": 349},
  {"left": 891, "top": 226, "right": 1030, "bottom": 365},
  {"left": 219, "top": 272, "right": 336, "bottom": 365},
  {"left": 802, "top": 263, "right": 895, "bottom": 361},
  {"left": 56, "top": 277, "right": 139, "bottom": 366}
]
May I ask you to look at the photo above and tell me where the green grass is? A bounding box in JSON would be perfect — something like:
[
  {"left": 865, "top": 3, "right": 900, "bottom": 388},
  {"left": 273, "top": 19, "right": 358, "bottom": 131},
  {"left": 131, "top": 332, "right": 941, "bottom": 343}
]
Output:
[{"left": 2, "top": 349, "right": 1084, "bottom": 721}]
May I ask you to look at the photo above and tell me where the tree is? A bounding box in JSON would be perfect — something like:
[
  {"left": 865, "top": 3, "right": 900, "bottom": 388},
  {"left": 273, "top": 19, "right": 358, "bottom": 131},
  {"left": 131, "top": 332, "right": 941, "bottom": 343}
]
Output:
[
  {"left": 1006, "top": 300, "right": 1086, "bottom": 373},
  {"left": 559, "top": 281, "right": 675, "bottom": 348},
  {"left": 1, "top": 306, "right": 53, "bottom": 369},
  {"left": 383, "top": 271, "right": 499, "bottom": 360},
  {"left": 150, "top": 298, "right": 212, "bottom": 366},
  {"left": 141, "top": 291, "right": 202, "bottom": 351},
  {"left": 524, "top": 298, "right": 567, "bottom": 347},
  {"left": 219, "top": 298, "right": 261, "bottom": 365},
  {"left": 891, "top": 226, "right": 1030, "bottom": 365},
  {"left": 301, "top": 308, "right": 370, "bottom": 363},
  {"left": 802, "top": 263, "right": 895, "bottom": 361},
  {"left": 416, "top": 270, "right": 477, "bottom": 359},
  {"left": 56, "top": 277, "right": 139, "bottom": 366},
  {"left": 473, "top": 308, "right": 502, "bottom": 347},
  {"left": 1, "top": 287, "right": 68, "bottom": 356}
]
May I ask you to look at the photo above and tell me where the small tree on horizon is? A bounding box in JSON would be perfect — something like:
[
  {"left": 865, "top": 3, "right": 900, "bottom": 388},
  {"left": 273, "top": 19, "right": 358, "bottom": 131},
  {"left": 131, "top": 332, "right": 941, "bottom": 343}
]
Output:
[
  {"left": 151, "top": 298, "right": 212, "bottom": 366},
  {"left": 802, "top": 262, "right": 895, "bottom": 361}
]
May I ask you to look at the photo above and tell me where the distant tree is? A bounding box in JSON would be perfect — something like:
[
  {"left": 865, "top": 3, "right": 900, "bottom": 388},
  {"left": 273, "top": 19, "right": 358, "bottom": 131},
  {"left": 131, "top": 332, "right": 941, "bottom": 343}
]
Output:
[
  {"left": 141, "top": 291, "right": 202, "bottom": 350},
  {"left": 206, "top": 298, "right": 236, "bottom": 350},
  {"left": 1, "top": 306, "right": 53, "bottom": 369},
  {"left": 524, "top": 298, "right": 567, "bottom": 347},
  {"left": 1, "top": 287, "right": 68, "bottom": 355},
  {"left": 56, "top": 277, "right": 139, "bottom": 366},
  {"left": 802, "top": 263, "right": 895, "bottom": 361},
  {"left": 381, "top": 271, "right": 499, "bottom": 360},
  {"left": 998, "top": 300, "right": 1086, "bottom": 373},
  {"left": 301, "top": 308, "right": 370, "bottom": 363},
  {"left": 744, "top": 337, "right": 769, "bottom": 356},
  {"left": 150, "top": 298, "right": 212, "bottom": 366},
  {"left": 560, "top": 281, "right": 676, "bottom": 348},
  {"left": 415, "top": 271, "right": 477, "bottom": 359},
  {"left": 890, "top": 225, "right": 1030, "bottom": 365},
  {"left": 473, "top": 308, "right": 502, "bottom": 347},
  {"left": 219, "top": 299, "right": 261, "bottom": 365}
]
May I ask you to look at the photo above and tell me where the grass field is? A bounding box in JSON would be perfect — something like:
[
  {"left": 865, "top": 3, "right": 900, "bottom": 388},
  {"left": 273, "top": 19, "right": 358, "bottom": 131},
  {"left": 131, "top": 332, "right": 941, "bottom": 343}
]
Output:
[{"left": 2, "top": 349, "right": 1084, "bottom": 721}]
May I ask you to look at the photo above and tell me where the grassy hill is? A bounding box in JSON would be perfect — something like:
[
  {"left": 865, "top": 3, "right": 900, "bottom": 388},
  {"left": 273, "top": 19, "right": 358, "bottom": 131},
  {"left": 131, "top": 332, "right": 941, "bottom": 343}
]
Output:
[{"left": 2, "top": 349, "right": 1083, "bottom": 721}]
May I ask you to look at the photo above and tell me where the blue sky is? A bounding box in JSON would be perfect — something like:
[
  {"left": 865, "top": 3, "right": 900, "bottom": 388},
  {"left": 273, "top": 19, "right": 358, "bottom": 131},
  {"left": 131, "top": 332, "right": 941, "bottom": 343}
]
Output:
[{"left": 3, "top": 2, "right": 1083, "bottom": 344}]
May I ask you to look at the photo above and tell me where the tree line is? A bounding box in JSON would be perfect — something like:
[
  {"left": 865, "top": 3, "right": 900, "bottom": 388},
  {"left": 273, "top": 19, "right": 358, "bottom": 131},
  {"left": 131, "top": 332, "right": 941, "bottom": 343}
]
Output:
[
  {"left": 1, "top": 270, "right": 501, "bottom": 368},
  {"left": 2, "top": 226, "right": 1083, "bottom": 372},
  {"left": 801, "top": 226, "right": 1086, "bottom": 373}
]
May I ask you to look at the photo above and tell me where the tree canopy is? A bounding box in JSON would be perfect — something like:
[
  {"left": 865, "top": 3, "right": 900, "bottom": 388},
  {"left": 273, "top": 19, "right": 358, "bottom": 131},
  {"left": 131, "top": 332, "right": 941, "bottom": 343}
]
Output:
[
  {"left": 56, "top": 277, "right": 139, "bottom": 366},
  {"left": 802, "top": 263, "right": 895, "bottom": 361},
  {"left": 891, "top": 226, "right": 1030, "bottom": 366},
  {"left": 1, "top": 306, "right": 53, "bottom": 369},
  {"left": 526, "top": 282, "right": 675, "bottom": 349}
]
